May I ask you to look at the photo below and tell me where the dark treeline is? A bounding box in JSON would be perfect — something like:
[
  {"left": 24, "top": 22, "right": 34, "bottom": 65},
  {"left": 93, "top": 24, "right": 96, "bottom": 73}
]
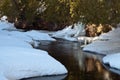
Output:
[{"left": 0, "top": 0, "right": 120, "bottom": 31}]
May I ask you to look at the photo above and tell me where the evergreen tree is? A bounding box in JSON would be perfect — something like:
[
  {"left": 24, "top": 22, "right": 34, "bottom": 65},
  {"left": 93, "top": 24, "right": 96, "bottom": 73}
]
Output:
[
  {"left": 42, "top": 0, "right": 70, "bottom": 30},
  {"left": 78, "top": 0, "right": 120, "bottom": 26},
  {"left": 0, "top": 0, "right": 43, "bottom": 29},
  {"left": 1, "top": 0, "right": 120, "bottom": 30}
]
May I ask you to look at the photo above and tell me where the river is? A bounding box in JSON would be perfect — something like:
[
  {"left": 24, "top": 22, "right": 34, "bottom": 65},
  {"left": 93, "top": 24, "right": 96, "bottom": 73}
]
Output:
[{"left": 23, "top": 39, "right": 120, "bottom": 80}]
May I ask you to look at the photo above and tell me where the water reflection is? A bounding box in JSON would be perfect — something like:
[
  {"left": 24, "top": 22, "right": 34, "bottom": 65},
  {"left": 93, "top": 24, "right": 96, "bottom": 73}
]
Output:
[{"left": 26, "top": 40, "right": 120, "bottom": 80}]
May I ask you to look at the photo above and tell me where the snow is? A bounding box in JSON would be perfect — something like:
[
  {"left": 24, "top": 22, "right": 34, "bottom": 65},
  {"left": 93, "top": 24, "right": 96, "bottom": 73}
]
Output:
[
  {"left": 1, "top": 16, "right": 7, "bottom": 21},
  {"left": 77, "top": 36, "right": 99, "bottom": 44},
  {"left": 83, "top": 27, "right": 120, "bottom": 71},
  {"left": 26, "top": 75, "right": 67, "bottom": 80},
  {"left": 0, "top": 19, "right": 67, "bottom": 80},
  {"left": 0, "top": 47, "right": 67, "bottom": 80},
  {"left": 83, "top": 40, "right": 120, "bottom": 55},
  {"left": 7, "top": 31, "right": 33, "bottom": 42},
  {"left": 83, "top": 28, "right": 120, "bottom": 55},
  {"left": 0, "top": 35, "right": 32, "bottom": 48},
  {"left": 0, "top": 72, "right": 8, "bottom": 80},
  {"left": 103, "top": 53, "right": 120, "bottom": 70},
  {"left": 0, "top": 20, "right": 15, "bottom": 30},
  {"left": 24, "top": 30, "right": 56, "bottom": 41},
  {"left": 51, "top": 23, "right": 85, "bottom": 41}
]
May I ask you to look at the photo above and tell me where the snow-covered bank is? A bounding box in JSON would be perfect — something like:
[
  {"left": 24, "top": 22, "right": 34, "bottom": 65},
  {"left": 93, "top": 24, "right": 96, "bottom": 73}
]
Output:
[
  {"left": 0, "top": 17, "right": 67, "bottom": 80},
  {"left": 83, "top": 27, "right": 120, "bottom": 71},
  {"left": 0, "top": 47, "right": 67, "bottom": 80},
  {"left": 77, "top": 36, "right": 99, "bottom": 44},
  {"left": 51, "top": 23, "right": 85, "bottom": 41},
  {"left": 25, "top": 74, "right": 67, "bottom": 80},
  {"left": 83, "top": 28, "right": 120, "bottom": 55},
  {"left": 83, "top": 40, "right": 120, "bottom": 55},
  {"left": 103, "top": 53, "right": 120, "bottom": 70}
]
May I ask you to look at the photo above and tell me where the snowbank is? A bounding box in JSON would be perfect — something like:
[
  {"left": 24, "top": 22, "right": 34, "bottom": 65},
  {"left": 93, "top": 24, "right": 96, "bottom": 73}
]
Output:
[
  {"left": 103, "top": 53, "right": 120, "bottom": 70},
  {"left": 83, "top": 28, "right": 120, "bottom": 55},
  {"left": 0, "top": 19, "right": 67, "bottom": 79},
  {"left": 0, "top": 20, "right": 15, "bottom": 30},
  {"left": 83, "top": 27, "right": 120, "bottom": 72},
  {"left": 0, "top": 47, "right": 67, "bottom": 80},
  {"left": 26, "top": 74, "right": 67, "bottom": 80},
  {"left": 7, "top": 31, "right": 33, "bottom": 43},
  {"left": 83, "top": 40, "right": 120, "bottom": 55},
  {"left": 25, "top": 30, "right": 56, "bottom": 41},
  {"left": 0, "top": 34, "right": 32, "bottom": 48},
  {"left": 0, "top": 20, "right": 55, "bottom": 46},
  {"left": 77, "top": 36, "right": 99, "bottom": 44},
  {"left": 0, "top": 72, "right": 8, "bottom": 80},
  {"left": 52, "top": 23, "right": 85, "bottom": 41}
]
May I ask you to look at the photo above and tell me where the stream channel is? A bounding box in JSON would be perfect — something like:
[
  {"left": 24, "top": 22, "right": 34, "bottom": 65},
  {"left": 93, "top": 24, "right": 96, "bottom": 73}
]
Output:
[{"left": 24, "top": 39, "right": 120, "bottom": 80}]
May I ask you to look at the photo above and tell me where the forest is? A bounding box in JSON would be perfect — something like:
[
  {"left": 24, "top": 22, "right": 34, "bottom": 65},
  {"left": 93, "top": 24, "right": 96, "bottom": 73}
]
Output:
[
  {"left": 0, "top": 0, "right": 120, "bottom": 35},
  {"left": 1, "top": 0, "right": 120, "bottom": 80}
]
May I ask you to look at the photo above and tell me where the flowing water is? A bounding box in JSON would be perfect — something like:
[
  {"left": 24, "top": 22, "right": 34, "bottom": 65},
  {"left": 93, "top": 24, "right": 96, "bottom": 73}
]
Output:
[{"left": 24, "top": 40, "right": 120, "bottom": 80}]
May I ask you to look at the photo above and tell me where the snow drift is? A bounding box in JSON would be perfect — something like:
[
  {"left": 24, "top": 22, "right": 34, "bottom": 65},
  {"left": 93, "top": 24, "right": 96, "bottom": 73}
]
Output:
[
  {"left": 0, "top": 16, "right": 67, "bottom": 80},
  {"left": 83, "top": 28, "right": 120, "bottom": 55}
]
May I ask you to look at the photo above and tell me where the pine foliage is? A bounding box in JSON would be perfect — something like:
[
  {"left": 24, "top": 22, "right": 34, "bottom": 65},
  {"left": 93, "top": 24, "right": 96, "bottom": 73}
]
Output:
[{"left": 0, "top": 0, "right": 120, "bottom": 30}]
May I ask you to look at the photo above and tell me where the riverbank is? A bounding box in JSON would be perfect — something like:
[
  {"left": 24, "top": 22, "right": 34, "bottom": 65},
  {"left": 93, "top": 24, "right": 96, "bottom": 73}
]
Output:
[
  {"left": 35, "top": 39, "right": 120, "bottom": 80},
  {"left": 83, "top": 27, "right": 120, "bottom": 74},
  {"left": 0, "top": 17, "right": 67, "bottom": 80}
]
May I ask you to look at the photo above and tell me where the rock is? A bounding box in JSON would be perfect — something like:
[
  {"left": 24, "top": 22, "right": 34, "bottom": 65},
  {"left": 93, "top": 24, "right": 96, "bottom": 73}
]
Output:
[
  {"left": 85, "top": 24, "right": 112, "bottom": 37},
  {"left": 85, "top": 24, "right": 97, "bottom": 37}
]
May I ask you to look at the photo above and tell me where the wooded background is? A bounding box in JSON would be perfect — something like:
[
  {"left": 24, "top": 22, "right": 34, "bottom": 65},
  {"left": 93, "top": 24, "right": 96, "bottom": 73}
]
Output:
[{"left": 0, "top": 0, "right": 120, "bottom": 31}]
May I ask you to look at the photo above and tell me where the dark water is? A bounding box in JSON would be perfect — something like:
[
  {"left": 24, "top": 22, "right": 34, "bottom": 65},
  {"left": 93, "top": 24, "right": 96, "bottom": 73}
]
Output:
[{"left": 25, "top": 40, "right": 120, "bottom": 80}]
